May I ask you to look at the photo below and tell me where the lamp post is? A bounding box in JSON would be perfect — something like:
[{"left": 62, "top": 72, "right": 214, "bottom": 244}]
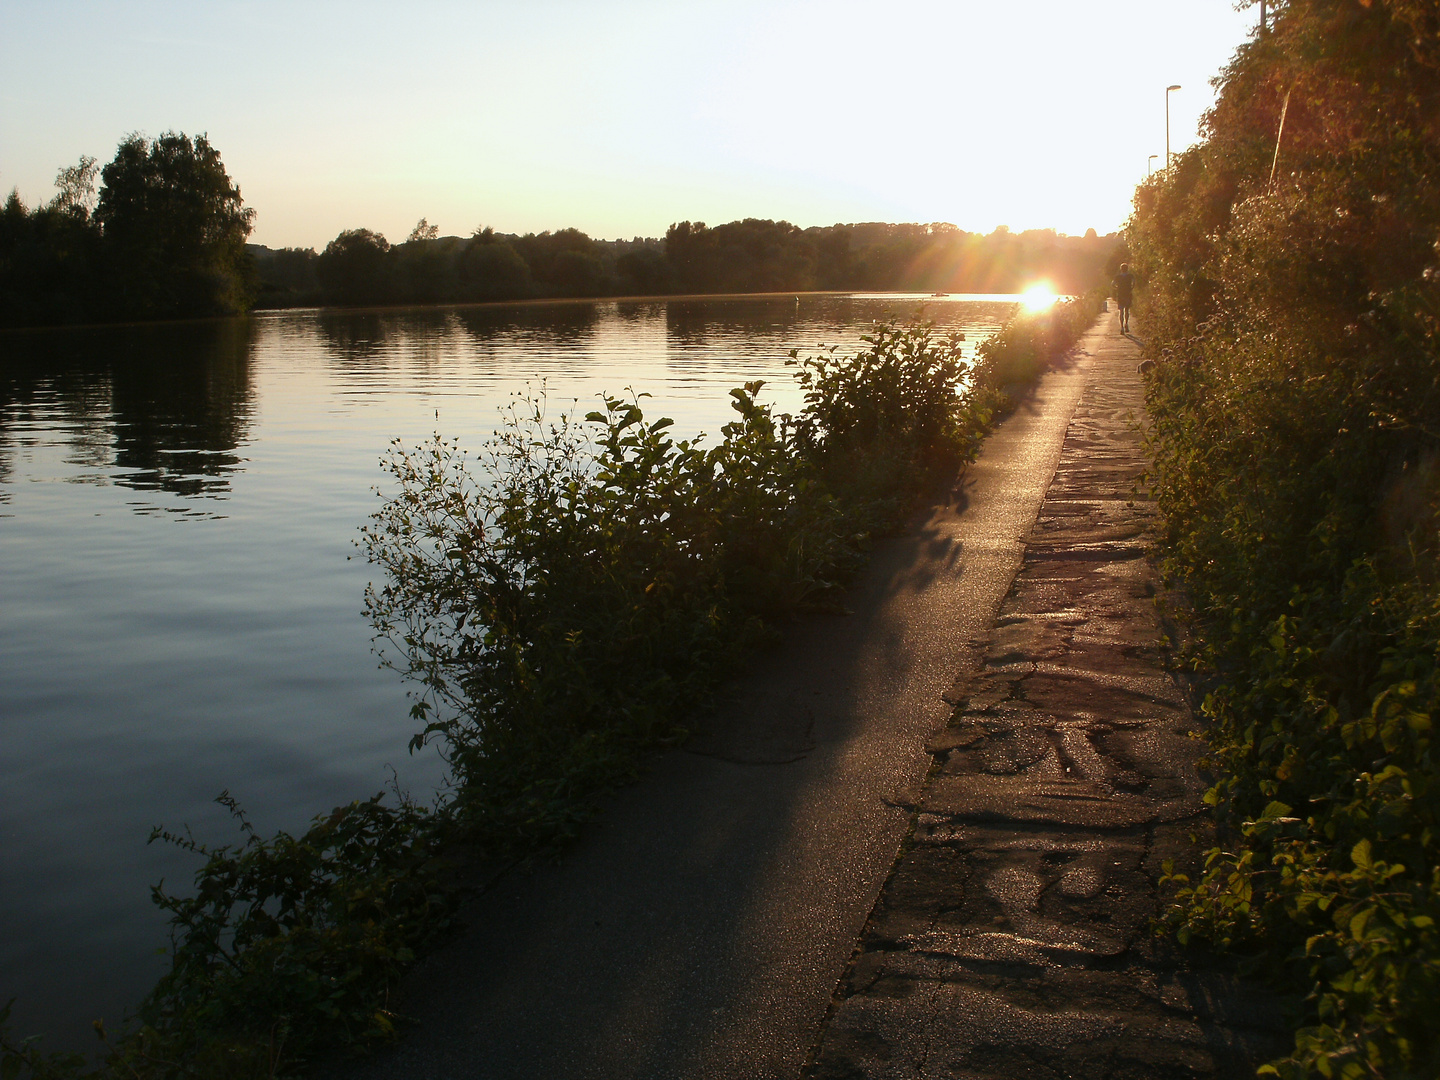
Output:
[
  {"left": 1165, "top": 84, "right": 1182, "bottom": 170},
  {"left": 1148, "top": 154, "right": 1158, "bottom": 176}
]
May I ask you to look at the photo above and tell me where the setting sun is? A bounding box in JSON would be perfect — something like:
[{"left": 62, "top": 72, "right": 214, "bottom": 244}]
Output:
[{"left": 1020, "top": 283, "right": 1058, "bottom": 311}]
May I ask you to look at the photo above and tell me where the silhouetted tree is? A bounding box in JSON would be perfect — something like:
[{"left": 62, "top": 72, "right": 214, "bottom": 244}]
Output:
[
  {"left": 243, "top": 219, "right": 1120, "bottom": 312},
  {"left": 511, "top": 228, "right": 617, "bottom": 296},
  {"left": 664, "top": 219, "right": 816, "bottom": 293},
  {"left": 395, "top": 234, "right": 459, "bottom": 303},
  {"left": 549, "top": 248, "right": 607, "bottom": 296},
  {"left": 317, "top": 228, "right": 392, "bottom": 305},
  {"left": 616, "top": 245, "right": 674, "bottom": 294},
  {"left": 95, "top": 132, "right": 256, "bottom": 318},
  {"left": 51, "top": 155, "right": 100, "bottom": 217},
  {"left": 0, "top": 188, "right": 103, "bottom": 325},
  {"left": 811, "top": 225, "right": 854, "bottom": 289},
  {"left": 458, "top": 233, "right": 533, "bottom": 301},
  {"left": 249, "top": 245, "right": 321, "bottom": 307}
]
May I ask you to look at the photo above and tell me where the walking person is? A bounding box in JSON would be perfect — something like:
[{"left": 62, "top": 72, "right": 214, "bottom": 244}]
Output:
[{"left": 1113, "top": 262, "right": 1134, "bottom": 334}]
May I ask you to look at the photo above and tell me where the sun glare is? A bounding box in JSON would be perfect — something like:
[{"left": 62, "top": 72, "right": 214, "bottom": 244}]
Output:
[{"left": 1021, "top": 283, "right": 1058, "bottom": 311}]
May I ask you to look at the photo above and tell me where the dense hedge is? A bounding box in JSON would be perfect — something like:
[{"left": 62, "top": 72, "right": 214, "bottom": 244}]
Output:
[{"left": 1130, "top": 2, "right": 1440, "bottom": 1077}]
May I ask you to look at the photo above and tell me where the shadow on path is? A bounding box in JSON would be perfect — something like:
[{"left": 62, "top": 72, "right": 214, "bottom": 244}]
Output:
[{"left": 340, "top": 328, "right": 1099, "bottom": 1080}]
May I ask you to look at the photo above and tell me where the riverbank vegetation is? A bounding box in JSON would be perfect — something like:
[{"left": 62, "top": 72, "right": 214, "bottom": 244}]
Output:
[
  {"left": 0, "top": 133, "right": 255, "bottom": 326},
  {"left": 1130, "top": 2, "right": 1440, "bottom": 1076},
  {"left": 1, "top": 297, "right": 1097, "bottom": 1077}
]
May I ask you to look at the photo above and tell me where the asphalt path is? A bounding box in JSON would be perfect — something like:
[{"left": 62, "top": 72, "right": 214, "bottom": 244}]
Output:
[{"left": 348, "top": 337, "right": 1096, "bottom": 1080}]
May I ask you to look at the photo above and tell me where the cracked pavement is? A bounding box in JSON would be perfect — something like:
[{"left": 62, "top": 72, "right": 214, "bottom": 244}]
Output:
[{"left": 806, "top": 316, "right": 1287, "bottom": 1079}]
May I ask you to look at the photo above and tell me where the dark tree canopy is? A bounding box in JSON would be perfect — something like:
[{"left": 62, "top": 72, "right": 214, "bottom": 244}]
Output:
[
  {"left": 247, "top": 218, "right": 1119, "bottom": 312},
  {"left": 0, "top": 187, "right": 103, "bottom": 325},
  {"left": 2, "top": 128, "right": 1118, "bottom": 326},
  {"left": 95, "top": 132, "right": 256, "bottom": 318},
  {"left": 316, "top": 228, "right": 393, "bottom": 306},
  {"left": 1, "top": 132, "right": 258, "bottom": 326}
]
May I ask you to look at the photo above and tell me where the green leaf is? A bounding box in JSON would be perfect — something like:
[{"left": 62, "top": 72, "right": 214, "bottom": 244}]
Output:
[
  {"left": 1351, "top": 839, "right": 1372, "bottom": 871},
  {"left": 1260, "top": 800, "right": 1293, "bottom": 821},
  {"left": 1349, "top": 908, "right": 1371, "bottom": 940}
]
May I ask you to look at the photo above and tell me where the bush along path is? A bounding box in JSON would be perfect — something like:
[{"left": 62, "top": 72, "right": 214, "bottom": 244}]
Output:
[
  {"left": 1125, "top": 3, "right": 1440, "bottom": 1076},
  {"left": 335, "top": 300, "right": 1104, "bottom": 1080},
  {"left": 807, "top": 313, "right": 1288, "bottom": 1079},
  {"left": 1, "top": 298, "right": 1100, "bottom": 1079}
]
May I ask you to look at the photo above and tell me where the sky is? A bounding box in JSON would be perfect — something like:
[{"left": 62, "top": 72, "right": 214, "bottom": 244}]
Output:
[{"left": 0, "top": 1, "right": 1258, "bottom": 250}]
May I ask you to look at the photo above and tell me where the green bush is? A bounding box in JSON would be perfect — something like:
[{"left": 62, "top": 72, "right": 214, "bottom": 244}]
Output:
[
  {"left": 1132, "top": 2, "right": 1440, "bottom": 1076},
  {"left": 972, "top": 290, "right": 1105, "bottom": 391},
  {"left": 3, "top": 307, "right": 1099, "bottom": 1077},
  {"left": 3, "top": 793, "right": 454, "bottom": 1080},
  {"left": 359, "top": 320, "right": 996, "bottom": 853}
]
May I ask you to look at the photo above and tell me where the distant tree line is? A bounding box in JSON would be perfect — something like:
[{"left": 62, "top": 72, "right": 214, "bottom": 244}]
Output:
[
  {"left": 1, "top": 131, "right": 1120, "bottom": 328},
  {"left": 254, "top": 218, "right": 1120, "bottom": 310},
  {"left": 1, "top": 132, "right": 255, "bottom": 327}
]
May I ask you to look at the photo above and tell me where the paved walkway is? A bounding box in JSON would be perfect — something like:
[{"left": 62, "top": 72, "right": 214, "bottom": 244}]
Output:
[
  {"left": 806, "top": 314, "right": 1285, "bottom": 1078},
  {"left": 347, "top": 317, "right": 1100, "bottom": 1080},
  {"left": 346, "top": 312, "right": 1284, "bottom": 1080}
]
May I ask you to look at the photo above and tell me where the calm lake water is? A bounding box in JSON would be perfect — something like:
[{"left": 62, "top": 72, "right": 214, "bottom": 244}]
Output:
[{"left": 0, "top": 293, "right": 1018, "bottom": 1046}]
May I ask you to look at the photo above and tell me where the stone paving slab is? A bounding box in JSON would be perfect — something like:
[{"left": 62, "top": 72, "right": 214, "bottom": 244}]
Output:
[{"left": 806, "top": 317, "right": 1288, "bottom": 1079}]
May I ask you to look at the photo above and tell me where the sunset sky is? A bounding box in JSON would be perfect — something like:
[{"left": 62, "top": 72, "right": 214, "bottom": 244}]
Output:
[{"left": 1, "top": 1, "right": 1257, "bottom": 249}]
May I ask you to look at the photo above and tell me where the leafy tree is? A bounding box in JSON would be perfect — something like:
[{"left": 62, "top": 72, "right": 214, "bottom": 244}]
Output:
[
  {"left": 1130, "top": 2, "right": 1440, "bottom": 1075},
  {"left": 316, "top": 228, "right": 392, "bottom": 305},
  {"left": 49, "top": 155, "right": 99, "bottom": 217},
  {"left": 0, "top": 188, "right": 102, "bottom": 326},
  {"left": 549, "top": 248, "right": 607, "bottom": 296},
  {"left": 94, "top": 132, "right": 256, "bottom": 318},
  {"left": 249, "top": 219, "right": 1118, "bottom": 310},
  {"left": 249, "top": 244, "right": 321, "bottom": 307},
  {"left": 510, "top": 227, "right": 616, "bottom": 296},
  {"left": 616, "top": 245, "right": 674, "bottom": 294},
  {"left": 396, "top": 234, "right": 460, "bottom": 303},
  {"left": 457, "top": 234, "right": 532, "bottom": 301}
]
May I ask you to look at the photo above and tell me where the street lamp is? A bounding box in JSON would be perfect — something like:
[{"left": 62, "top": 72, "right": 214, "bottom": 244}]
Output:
[
  {"left": 1148, "top": 154, "right": 1159, "bottom": 176},
  {"left": 1166, "top": 84, "right": 1182, "bottom": 170}
]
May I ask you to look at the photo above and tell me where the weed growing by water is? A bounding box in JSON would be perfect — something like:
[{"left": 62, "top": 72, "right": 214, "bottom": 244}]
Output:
[
  {"left": 3, "top": 792, "right": 454, "bottom": 1080},
  {"left": 972, "top": 288, "right": 1105, "bottom": 391}
]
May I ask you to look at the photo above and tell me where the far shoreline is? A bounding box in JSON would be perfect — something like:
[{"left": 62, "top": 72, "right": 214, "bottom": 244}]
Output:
[
  {"left": 0, "top": 290, "right": 1029, "bottom": 337},
  {"left": 250, "top": 288, "right": 1030, "bottom": 316}
]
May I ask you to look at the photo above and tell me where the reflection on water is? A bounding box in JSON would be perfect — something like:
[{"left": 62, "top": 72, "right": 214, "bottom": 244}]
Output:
[
  {"left": 0, "top": 321, "right": 255, "bottom": 510},
  {"left": 0, "top": 294, "right": 1016, "bottom": 1049},
  {"left": 312, "top": 309, "right": 395, "bottom": 362},
  {"left": 453, "top": 301, "right": 601, "bottom": 346}
]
